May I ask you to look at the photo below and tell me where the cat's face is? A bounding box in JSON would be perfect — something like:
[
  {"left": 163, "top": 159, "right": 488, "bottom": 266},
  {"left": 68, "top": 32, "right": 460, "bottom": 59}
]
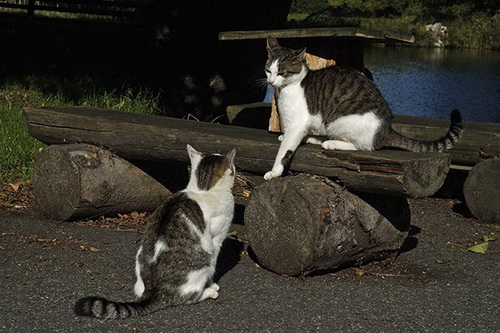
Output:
[
  {"left": 265, "top": 36, "right": 306, "bottom": 88},
  {"left": 187, "top": 145, "right": 236, "bottom": 191}
]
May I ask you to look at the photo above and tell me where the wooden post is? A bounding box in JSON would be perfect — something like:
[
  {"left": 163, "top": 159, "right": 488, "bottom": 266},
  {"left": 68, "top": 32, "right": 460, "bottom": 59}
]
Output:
[{"left": 27, "top": 0, "right": 35, "bottom": 19}]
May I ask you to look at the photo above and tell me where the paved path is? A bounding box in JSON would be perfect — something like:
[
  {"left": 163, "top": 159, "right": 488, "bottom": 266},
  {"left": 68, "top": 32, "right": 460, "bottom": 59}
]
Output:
[{"left": 1, "top": 198, "right": 499, "bottom": 332}]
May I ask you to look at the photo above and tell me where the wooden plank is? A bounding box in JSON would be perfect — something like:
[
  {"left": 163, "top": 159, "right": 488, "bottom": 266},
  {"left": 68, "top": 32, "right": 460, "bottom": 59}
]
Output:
[
  {"left": 24, "top": 107, "right": 451, "bottom": 198},
  {"left": 219, "top": 27, "right": 415, "bottom": 44}
]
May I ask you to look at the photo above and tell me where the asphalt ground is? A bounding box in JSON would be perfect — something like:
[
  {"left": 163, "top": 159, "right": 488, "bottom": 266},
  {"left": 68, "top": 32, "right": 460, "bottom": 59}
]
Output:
[{"left": 1, "top": 197, "right": 499, "bottom": 333}]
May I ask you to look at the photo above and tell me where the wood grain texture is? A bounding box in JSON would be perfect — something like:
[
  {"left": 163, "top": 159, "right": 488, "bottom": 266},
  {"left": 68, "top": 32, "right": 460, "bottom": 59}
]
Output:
[
  {"left": 245, "top": 174, "right": 410, "bottom": 276},
  {"left": 24, "top": 106, "right": 451, "bottom": 197},
  {"left": 33, "top": 144, "right": 171, "bottom": 221},
  {"left": 463, "top": 159, "right": 500, "bottom": 223}
]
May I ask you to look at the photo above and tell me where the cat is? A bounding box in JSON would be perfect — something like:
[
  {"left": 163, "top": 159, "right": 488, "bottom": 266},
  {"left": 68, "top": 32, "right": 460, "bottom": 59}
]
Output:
[
  {"left": 263, "top": 36, "right": 463, "bottom": 181},
  {"left": 74, "top": 145, "right": 236, "bottom": 319}
]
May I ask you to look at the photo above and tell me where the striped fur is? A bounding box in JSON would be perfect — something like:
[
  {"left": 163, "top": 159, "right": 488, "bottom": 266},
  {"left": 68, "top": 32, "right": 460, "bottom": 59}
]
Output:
[
  {"left": 74, "top": 145, "right": 236, "bottom": 320},
  {"left": 263, "top": 37, "right": 463, "bottom": 180}
]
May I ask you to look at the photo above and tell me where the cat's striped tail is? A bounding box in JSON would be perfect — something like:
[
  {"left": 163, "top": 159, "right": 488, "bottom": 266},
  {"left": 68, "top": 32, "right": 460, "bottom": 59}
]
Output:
[
  {"left": 74, "top": 296, "right": 161, "bottom": 320},
  {"left": 385, "top": 109, "right": 463, "bottom": 152}
]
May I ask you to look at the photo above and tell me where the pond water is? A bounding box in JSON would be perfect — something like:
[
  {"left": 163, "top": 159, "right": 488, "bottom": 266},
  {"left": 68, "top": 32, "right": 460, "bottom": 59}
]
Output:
[{"left": 364, "top": 46, "right": 500, "bottom": 123}]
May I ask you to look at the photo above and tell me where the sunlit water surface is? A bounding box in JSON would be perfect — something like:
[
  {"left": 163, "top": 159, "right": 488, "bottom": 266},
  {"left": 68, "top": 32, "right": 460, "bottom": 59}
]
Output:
[{"left": 364, "top": 46, "right": 500, "bottom": 123}]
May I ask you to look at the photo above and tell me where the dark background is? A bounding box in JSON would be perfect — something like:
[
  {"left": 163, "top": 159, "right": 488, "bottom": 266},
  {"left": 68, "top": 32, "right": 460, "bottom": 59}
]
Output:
[{"left": 0, "top": 0, "right": 292, "bottom": 119}]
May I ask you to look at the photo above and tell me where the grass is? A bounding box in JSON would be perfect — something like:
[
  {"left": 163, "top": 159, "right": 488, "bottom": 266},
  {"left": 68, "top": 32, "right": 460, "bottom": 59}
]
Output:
[{"left": 0, "top": 75, "right": 162, "bottom": 183}]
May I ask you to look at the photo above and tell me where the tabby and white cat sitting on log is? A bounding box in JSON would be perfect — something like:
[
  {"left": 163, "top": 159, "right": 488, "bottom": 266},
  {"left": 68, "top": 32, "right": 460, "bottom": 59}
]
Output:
[
  {"left": 263, "top": 36, "right": 463, "bottom": 181},
  {"left": 74, "top": 145, "right": 236, "bottom": 319}
]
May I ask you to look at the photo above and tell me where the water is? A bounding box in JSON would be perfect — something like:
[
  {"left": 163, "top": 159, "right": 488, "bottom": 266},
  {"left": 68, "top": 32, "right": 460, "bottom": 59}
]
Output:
[{"left": 364, "top": 46, "right": 500, "bottom": 123}]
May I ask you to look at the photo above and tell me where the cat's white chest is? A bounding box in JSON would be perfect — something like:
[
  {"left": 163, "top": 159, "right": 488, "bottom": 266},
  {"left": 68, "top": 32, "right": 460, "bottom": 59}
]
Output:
[{"left": 278, "top": 83, "right": 310, "bottom": 130}]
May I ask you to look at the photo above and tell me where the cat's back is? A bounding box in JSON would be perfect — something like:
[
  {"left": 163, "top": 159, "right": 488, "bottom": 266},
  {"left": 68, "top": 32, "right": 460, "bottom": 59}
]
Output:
[
  {"left": 145, "top": 192, "right": 205, "bottom": 244},
  {"left": 303, "top": 66, "right": 380, "bottom": 97},
  {"left": 302, "top": 66, "right": 391, "bottom": 120}
]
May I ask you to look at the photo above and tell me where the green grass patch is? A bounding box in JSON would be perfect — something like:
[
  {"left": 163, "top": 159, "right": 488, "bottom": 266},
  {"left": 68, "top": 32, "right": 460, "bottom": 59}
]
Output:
[{"left": 0, "top": 75, "right": 162, "bottom": 183}]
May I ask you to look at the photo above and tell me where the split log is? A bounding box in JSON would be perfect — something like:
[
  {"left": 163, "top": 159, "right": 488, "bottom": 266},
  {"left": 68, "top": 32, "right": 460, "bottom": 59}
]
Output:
[
  {"left": 463, "top": 159, "right": 500, "bottom": 223},
  {"left": 245, "top": 174, "right": 410, "bottom": 276},
  {"left": 33, "top": 144, "right": 171, "bottom": 221},
  {"left": 24, "top": 106, "right": 451, "bottom": 197}
]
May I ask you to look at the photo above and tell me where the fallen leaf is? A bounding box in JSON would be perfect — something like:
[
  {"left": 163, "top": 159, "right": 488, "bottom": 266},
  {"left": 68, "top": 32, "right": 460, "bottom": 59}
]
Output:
[
  {"left": 89, "top": 247, "right": 99, "bottom": 252},
  {"left": 434, "top": 259, "right": 450, "bottom": 265},
  {"left": 8, "top": 182, "right": 20, "bottom": 192},
  {"left": 354, "top": 268, "right": 366, "bottom": 276},
  {"left": 242, "top": 189, "right": 252, "bottom": 198},
  {"left": 468, "top": 242, "right": 489, "bottom": 254},
  {"left": 482, "top": 236, "right": 497, "bottom": 242}
]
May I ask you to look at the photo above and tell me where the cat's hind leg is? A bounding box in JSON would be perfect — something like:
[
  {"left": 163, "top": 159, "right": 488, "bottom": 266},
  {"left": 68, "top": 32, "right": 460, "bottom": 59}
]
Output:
[{"left": 321, "top": 140, "right": 357, "bottom": 151}]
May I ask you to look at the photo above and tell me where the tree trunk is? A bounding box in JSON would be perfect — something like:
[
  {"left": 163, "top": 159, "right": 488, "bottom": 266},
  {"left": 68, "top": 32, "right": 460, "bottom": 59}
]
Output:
[
  {"left": 245, "top": 174, "right": 410, "bottom": 276},
  {"left": 463, "top": 159, "right": 500, "bottom": 223},
  {"left": 33, "top": 144, "right": 171, "bottom": 221}
]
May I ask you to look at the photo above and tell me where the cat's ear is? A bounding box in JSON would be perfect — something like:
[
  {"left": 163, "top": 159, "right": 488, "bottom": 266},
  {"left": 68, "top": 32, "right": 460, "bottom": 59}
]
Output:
[
  {"left": 186, "top": 144, "right": 202, "bottom": 165},
  {"left": 267, "top": 36, "right": 279, "bottom": 53},
  {"left": 295, "top": 47, "right": 307, "bottom": 59},
  {"left": 225, "top": 148, "right": 236, "bottom": 166}
]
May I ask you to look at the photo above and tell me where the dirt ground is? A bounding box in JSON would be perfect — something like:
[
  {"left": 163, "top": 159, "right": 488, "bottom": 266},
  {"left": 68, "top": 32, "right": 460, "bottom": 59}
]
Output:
[{"left": 1, "top": 182, "right": 499, "bottom": 332}]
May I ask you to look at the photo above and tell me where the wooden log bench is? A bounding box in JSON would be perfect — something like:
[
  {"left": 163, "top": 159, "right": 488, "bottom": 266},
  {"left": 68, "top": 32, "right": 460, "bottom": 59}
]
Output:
[
  {"left": 25, "top": 106, "right": 452, "bottom": 199},
  {"left": 23, "top": 106, "right": 496, "bottom": 275}
]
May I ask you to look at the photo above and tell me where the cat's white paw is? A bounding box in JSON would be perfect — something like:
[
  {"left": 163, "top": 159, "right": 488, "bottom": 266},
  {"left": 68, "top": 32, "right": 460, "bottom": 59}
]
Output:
[
  {"left": 321, "top": 140, "right": 357, "bottom": 151},
  {"left": 264, "top": 166, "right": 284, "bottom": 180},
  {"left": 278, "top": 134, "right": 284, "bottom": 142},
  {"left": 209, "top": 283, "right": 220, "bottom": 292},
  {"left": 205, "top": 288, "right": 219, "bottom": 299},
  {"left": 305, "top": 137, "right": 323, "bottom": 145}
]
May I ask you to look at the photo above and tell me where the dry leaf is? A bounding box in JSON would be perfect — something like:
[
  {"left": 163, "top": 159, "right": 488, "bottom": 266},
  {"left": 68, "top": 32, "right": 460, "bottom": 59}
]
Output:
[
  {"left": 89, "top": 247, "right": 99, "bottom": 252},
  {"left": 8, "top": 183, "right": 20, "bottom": 192}
]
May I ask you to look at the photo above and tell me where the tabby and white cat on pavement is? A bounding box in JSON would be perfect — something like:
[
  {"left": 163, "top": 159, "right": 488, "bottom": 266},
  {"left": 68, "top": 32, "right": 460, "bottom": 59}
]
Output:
[
  {"left": 74, "top": 145, "right": 236, "bottom": 319},
  {"left": 263, "top": 36, "right": 463, "bottom": 180}
]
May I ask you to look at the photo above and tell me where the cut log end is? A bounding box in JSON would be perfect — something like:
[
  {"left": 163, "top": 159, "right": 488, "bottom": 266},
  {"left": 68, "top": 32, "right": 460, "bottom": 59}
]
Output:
[
  {"left": 34, "top": 144, "right": 172, "bottom": 221},
  {"left": 245, "top": 174, "right": 410, "bottom": 276},
  {"left": 464, "top": 159, "right": 500, "bottom": 224}
]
